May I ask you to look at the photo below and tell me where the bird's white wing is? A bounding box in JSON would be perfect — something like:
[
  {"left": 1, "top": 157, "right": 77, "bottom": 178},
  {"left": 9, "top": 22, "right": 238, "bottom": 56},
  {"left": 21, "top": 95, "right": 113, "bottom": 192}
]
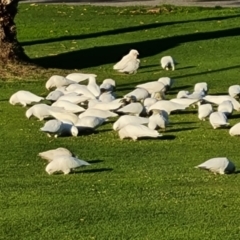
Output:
[
  {"left": 40, "top": 120, "right": 62, "bottom": 133},
  {"left": 113, "top": 54, "right": 133, "bottom": 70}
]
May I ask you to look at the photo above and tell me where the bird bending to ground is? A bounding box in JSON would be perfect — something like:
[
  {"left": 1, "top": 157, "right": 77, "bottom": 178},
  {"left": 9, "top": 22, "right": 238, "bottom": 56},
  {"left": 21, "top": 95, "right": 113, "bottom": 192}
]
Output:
[
  {"left": 229, "top": 122, "right": 240, "bottom": 136},
  {"left": 198, "top": 103, "right": 213, "bottom": 121},
  {"left": 160, "top": 56, "right": 176, "bottom": 71},
  {"left": 113, "top": 115, "right": 149, "bottom": 131},
  {"left": 195, "top": 157, "right": 235, "bottom": 175},
  {"left": 38, "top": 147, "right": 74, "bottom": 162},
  {"left": 45, "top": 155, "right": 90, "bottom": 175},
  {"left": 9, "top": 90, "right": 44, "bottom": 107},
  {"left": 118, "top": 124, "right": 162, "bottom": 141},
  {"left": 228, "top": 85, "right": 240, "bottom": 99},
  {"left": 45, "top": 75, "right": 75, "bottom": 90},
  {"left": 40, "top": 119, "right": 78, "bottom": 138},
  {"left": 209, "top": 112, "right": 229, "bottom": 129}
]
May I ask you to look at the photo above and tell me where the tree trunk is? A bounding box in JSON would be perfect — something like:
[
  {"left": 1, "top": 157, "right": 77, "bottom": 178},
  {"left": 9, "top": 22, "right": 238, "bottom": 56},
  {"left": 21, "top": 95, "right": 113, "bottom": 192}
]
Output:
[{"left": 0, "top": 0, "right": 28, "bottom": 63}]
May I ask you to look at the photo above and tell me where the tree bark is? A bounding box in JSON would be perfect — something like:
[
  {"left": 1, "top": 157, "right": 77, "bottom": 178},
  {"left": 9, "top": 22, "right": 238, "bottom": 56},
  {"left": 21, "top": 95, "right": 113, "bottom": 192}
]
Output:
[{"left": 0, "top": 0, "right": 28, "bottom": 63}]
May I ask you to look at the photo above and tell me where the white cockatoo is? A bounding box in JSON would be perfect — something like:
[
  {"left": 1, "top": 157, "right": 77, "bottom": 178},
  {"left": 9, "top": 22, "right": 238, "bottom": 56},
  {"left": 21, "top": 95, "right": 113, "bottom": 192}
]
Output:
[
  {"left": 25, "top": 104, "right": 63, "bottom": 121},
  {"left": 40, "top": 119, "right": 78, "bottom": 138},
  {"left": 209, "top": 112, "right": 229, "bottom": 129},
  {"left": 58, "top": 93, "right": 90, "bottom": 105},
  {"left": 45, "top": 75, "right": 75, "bottom": 90},
  {"left": 65, "top": 73, "right": 97, "bottom": 83},
  {"left": 79, "top": 108, "right": 118, "bottom": 119},
  {"left": 194, "top": 82, "right": 208, "bottom": 94},
  {"left": 48, "top": 108, "right": 79, "bottom": 125},
  {"left": 158, "top": 77, "right": 174, "bottom": 90},
  {"left": 195, "top": 157, "right": 235, "bottom": 175},
  {"left": 116, "top": 102, "right": 145, "bottom": 116},
  {"left": 217, "top": 100, "right": 233, "bottom": 117},
  {"left": 124, "top": 88, "right": 150, "bottom": 102},
  {"left": 229, "top": 122, "right": 240, "bottom": 136},
  {"left": 118, "top": 124, "right": 162, "bottom": 141},
  {"left": 203, "top": 95, "right": 240, "bottom": 111},
  {"left": 76, "top": 116, "right": 106, "bottom": 129},
  {"left": 99, "top": 78, "right": 116, "bottom": 92},
  {"left": 148, "top": 100, "right": 188, "bottom": 115},
  {"left": 148, "top": 109, "right": 168, "bottom": 130},
  {"left": 38, "top": 147, "right": 74, "bottom": 162},
  {"left": 136, "top": 81, "right": 165, "bottom": 94},
  {"left": 198, "top": 103, "right": 213, "bottom": 121},
  {"left": 66, "top": 84, "right": 96, "bottom": 100},
  {"left": 9, "top": 90, "right": 44, "bottom": 107},
  {"left": 113, "top": 115, "right": 149, "bottom": 131},
  {"left": 98, "top": 92, "right": 116, "bottom": 103},
  {"left": 52, "top": 100, "right": 85, "bottom": 114},
  {"left": 170, "top": 98, "right": 201, "bottom": 108},
  {"left": 45, "top": 155, "right": 90, "bottom": 175},
  {"left": 228, "top": 85, "right": 240, "bottom": 99},
  {"left": 113, "top": 49, "right": 140, "bottom": 74},
  {"left": 46, "top": 90, "right": 64, "bottom": 102},
  {"left": 87, "top": 76, "right": 101, "bottom": 97},
  {"left": 160, "top": 56, "right": 176, "bottom": 71}
]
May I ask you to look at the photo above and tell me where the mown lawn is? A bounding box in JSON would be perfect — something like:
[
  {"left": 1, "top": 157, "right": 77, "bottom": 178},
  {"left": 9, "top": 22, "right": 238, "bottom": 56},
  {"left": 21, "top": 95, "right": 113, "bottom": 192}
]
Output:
[{"left": 1, "top": 4, "right": 240, "bottom": 239}]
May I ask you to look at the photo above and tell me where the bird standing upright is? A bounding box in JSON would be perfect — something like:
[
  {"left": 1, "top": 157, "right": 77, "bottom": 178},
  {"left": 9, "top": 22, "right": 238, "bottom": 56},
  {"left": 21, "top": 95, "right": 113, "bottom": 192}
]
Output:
[{"left": 113, "top": 49, "right": 140, "bottom": 74}]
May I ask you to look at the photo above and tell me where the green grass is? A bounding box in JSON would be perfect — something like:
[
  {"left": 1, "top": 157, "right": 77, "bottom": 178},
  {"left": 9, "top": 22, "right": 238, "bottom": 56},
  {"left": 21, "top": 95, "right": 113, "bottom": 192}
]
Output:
[{"left": 1, "top": 3, "right": 240, "bottom": 239}]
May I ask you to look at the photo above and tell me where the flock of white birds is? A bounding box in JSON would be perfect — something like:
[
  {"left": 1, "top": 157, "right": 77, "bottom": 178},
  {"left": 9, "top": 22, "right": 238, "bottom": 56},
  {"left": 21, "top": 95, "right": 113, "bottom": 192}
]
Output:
[{"left": 9, "top": 49, "right": 239, "bottom": 175}]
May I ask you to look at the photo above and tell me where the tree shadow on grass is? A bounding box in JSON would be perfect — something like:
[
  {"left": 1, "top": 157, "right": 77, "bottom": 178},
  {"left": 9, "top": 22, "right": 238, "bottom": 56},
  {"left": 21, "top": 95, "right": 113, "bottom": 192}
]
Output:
[
  {"left": 174, "top": 65, "right": 240, "bottom": 80},
  {"left": 22, "top": 14, "right": 240, "bottom": 47},
  {"left": 30, "top": 26, "right": 240, "bottom": 69},
  {"left": 177, "top": 65, "right": 196, "bottom": 70}
]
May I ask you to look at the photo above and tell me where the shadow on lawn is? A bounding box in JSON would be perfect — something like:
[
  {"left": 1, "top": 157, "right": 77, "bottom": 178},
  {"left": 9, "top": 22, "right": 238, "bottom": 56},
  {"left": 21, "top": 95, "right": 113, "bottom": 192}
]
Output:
[
  {"left": 160, "top": 135, "right": 176, "bottom": 140},
  {"left": 228, "top": 114, "right": 240, "bottom": 119},
  {"left": 87, "top": 159, "right": 104, "bottom": 164},
  {"left": 135, "top": 135, "right": 176, "bottom": 140},
  {"left": 76, "top": 168, "right": 113, "bottom": 174},
  {"left": 23, "top": 14, "right": 240, "bottom": 70},
  {"left": 22, "top": 13, "right": 240, "bottom": 47},
  {"left": 31, "top": 27, "right": 240, "bottom": 69},
  {"left": 175, "top": 65, "right": 240, "bottom": 80}
]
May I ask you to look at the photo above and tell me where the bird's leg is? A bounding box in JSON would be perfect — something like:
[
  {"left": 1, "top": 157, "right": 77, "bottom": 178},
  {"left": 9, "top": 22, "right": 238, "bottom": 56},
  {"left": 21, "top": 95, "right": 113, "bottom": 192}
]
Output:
[{"left": 132, "top": 136, "right": 138, "bottom": 141}]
